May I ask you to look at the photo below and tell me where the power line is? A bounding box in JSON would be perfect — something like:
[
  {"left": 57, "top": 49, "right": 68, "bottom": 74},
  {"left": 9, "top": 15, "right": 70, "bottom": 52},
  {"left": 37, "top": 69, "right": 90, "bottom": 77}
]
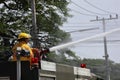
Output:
[
  {"left": 66, "top": 27, "right": 99, "bottom": 33},
  {"left": 83, "top": 0, "right": 117, "bottom": 14},
  {"left": 63, "top": 19, "right": 120, "bottom": 25},
  {"left": 72, "top": 44, "right": 120, "bottom": 47},
  {"left": 81, "top": 40, "right": 120, "bottom": 43},
  {"left": 70, "top": 1, "right": 109, "bottom": 16},
  {"left": 70, "top": 9, "right": 96, "bottom": 17},
  {"left": 62, "top": 22, "right": 97, "bottom": 24}
]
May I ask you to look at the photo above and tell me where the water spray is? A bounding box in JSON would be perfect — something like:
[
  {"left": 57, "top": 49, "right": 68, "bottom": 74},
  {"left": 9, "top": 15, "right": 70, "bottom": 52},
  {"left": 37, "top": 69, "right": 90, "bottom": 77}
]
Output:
[{"left": 49, "top": 28, "right": 120, "bottom": 52}]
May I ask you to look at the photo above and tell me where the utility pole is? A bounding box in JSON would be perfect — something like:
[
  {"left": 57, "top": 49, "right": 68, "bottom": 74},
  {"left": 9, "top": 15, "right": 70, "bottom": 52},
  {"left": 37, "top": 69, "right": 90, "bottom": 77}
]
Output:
[
  {"left": 31, "top": 0, "right": 38, "bottom": 47},
  {"left": 90, "top": 14, "right": 118, "bottom": 80},
  {"left": 31, "top": 1, "right": 39, "bottom": 80}
]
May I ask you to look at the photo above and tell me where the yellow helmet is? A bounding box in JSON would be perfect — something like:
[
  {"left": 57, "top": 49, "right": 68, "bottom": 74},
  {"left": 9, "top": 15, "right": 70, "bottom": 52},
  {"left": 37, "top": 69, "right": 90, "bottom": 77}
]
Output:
[{"left": 18, "top": 32, "right": 31, "bottom": 40}]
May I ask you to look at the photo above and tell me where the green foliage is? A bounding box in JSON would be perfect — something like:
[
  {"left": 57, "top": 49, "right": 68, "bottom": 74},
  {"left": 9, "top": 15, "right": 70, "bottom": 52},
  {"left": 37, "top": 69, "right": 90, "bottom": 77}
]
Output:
[
  {"left": 0, "top": 0, "right": 71, "bottom": 42},
  {"left": 0, "top": 0, "right": 71, "bottom": 45},
  {"left": 82, "top": 58, "right": 105, "bottom": 66}
]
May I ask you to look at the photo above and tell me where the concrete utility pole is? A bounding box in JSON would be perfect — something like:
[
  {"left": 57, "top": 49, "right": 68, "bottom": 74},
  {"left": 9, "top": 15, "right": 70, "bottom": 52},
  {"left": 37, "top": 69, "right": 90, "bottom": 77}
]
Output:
[
  {"left": 90, "top": 14, "right": 118, "bottom": 80},
  {"left": 31, "top": 0, "right": 38, "bottom": 47},
  {"left": 30, "top": 1, "right": 40, "bottom": 80}
]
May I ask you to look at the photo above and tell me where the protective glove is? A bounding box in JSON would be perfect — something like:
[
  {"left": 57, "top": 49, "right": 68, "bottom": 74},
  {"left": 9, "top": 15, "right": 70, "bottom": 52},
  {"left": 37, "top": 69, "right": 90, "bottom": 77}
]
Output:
[{"left": 40, "top": 48, "right": 50, "bottom": 54}]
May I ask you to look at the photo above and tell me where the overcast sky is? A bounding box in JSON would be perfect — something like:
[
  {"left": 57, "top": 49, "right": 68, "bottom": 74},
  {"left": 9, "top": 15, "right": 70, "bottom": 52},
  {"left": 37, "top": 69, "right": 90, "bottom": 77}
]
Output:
[{"left": 60, "top": 0, "right": 120, "bottom": 63}]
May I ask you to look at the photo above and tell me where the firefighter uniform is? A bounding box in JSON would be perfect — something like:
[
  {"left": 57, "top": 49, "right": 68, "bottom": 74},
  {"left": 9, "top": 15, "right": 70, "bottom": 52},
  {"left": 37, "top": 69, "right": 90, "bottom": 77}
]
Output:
[
  {"left": 12, "top": 32, "right": 34, "bottom": 66},
  {"left": 12, "top": 41, "right": 34, "bottom": 61}
]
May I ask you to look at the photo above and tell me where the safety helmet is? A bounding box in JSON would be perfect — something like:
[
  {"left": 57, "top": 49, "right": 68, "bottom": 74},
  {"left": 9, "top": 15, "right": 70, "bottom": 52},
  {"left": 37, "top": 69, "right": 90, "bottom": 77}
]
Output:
[{"left": 18, "top": 32, "right": 31, "bottom": 40}]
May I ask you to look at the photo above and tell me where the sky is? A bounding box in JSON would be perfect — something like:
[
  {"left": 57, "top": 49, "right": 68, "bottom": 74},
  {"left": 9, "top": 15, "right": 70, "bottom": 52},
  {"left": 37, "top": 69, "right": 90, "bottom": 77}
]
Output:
[{"left": 60, "top": 0, "right": 120, "bottom": 63}]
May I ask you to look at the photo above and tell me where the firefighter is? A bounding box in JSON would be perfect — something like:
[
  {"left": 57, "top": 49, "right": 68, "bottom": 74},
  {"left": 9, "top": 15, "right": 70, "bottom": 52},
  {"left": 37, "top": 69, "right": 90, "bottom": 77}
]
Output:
[{"left": 12, "top": 32, "right": 38, "bottom": 67}]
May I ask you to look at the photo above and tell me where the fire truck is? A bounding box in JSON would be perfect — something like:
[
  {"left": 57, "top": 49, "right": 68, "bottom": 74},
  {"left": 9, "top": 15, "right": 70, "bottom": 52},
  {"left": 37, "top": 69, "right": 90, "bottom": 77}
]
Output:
[{"left": 0, "top": 60, "right": 103, "bottom": 80}]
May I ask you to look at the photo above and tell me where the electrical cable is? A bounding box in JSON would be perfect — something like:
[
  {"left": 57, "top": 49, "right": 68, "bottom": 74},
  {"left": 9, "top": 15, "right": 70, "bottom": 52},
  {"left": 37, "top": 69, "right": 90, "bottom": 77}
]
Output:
[
  {"left": 81, "top": 40, "right": 120, "bottom": 43},
  {"left": 71, "top": 1, "right": 109, "bottom": 16},
  {"left": 72, "top": 44, "right": 120, "bottom": 47},
  {"left": 70, "top": 9, "right": 96, "bottom": 17},
  {"left": 83, "top": 0, "right": 117, "bottom": 14},
  {"left": 66, "top": 27, "right": 99, "bottom": 33}
]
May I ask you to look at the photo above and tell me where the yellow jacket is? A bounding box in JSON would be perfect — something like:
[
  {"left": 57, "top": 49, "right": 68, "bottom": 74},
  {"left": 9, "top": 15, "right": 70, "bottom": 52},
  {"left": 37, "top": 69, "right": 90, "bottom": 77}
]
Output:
[{"left": 12, "top": 41, "right": 34, "bottom": 64}]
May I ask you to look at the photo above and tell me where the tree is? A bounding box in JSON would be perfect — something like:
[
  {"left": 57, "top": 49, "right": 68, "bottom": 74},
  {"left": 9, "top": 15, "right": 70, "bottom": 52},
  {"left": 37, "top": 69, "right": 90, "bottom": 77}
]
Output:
[{"left": 0, "top": 0, "right": 70, "bottom": 47}]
